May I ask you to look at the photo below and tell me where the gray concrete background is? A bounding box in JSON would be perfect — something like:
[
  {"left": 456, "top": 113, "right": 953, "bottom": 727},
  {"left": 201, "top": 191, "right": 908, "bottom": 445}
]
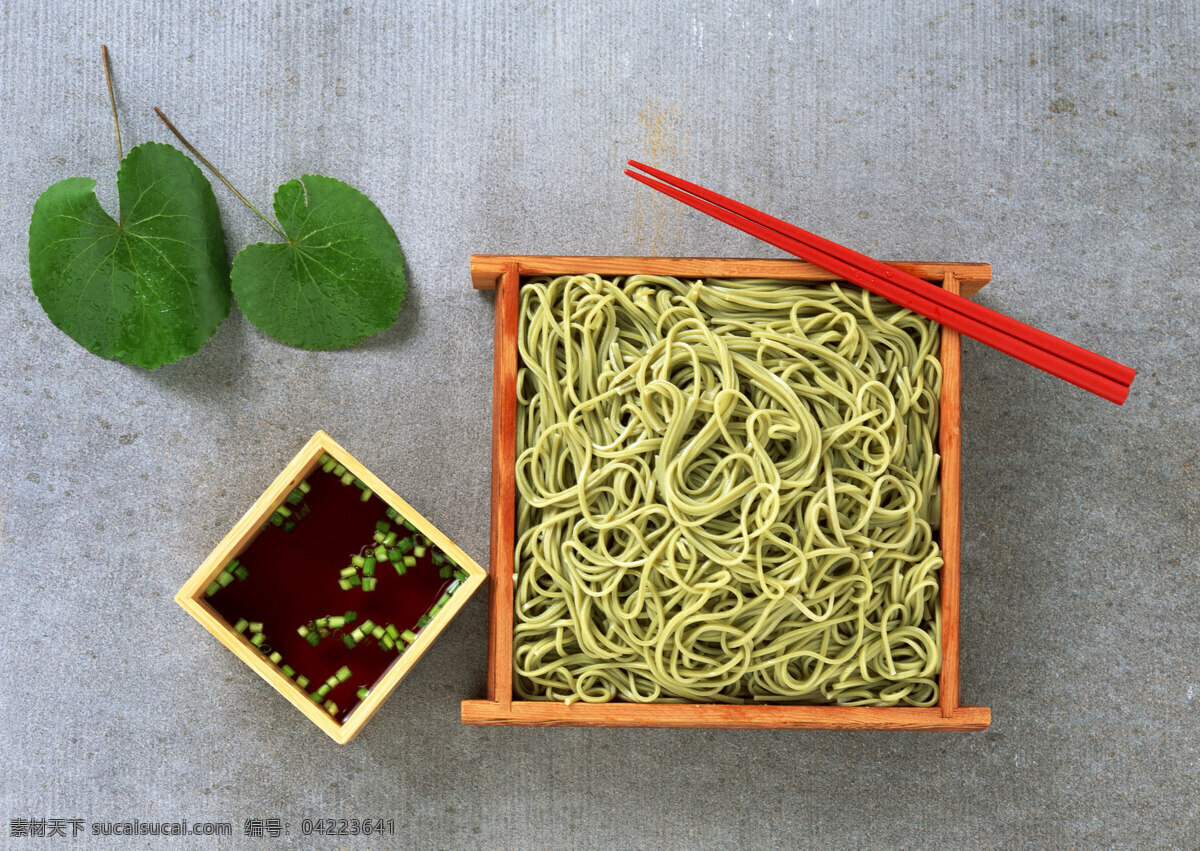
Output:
[{"left": 1, "top": 0, "right": 1197, "bottom": 847}]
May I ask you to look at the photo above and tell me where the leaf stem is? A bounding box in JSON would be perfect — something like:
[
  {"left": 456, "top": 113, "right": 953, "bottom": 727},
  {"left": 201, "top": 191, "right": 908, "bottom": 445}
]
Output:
[
  {"left": 153, "top": 107, "right": 288, "bottom": 241},
  {"left": 101, "top": 45, "right": 122, "bottom": 162}
]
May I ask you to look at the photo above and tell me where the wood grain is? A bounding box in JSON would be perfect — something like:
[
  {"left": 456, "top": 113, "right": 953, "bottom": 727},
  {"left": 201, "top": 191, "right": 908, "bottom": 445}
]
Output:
[
  {"left": 484, "top": 262, "right": 520, "bottom": 709},
  {"left": 177, "top": 430, "right": 488, "bottom": 744},
  {"left": 938, "top": 271, "right": 963, "bottom": 718},
  {"left": 466, "top": 257, "right": 989, "bottom": 730},
  {"left": 461, "top": 701, "right": 991, "bottom": 730},
  {"left": 470, "top": 255, "right": 992, "bottom": 296}
]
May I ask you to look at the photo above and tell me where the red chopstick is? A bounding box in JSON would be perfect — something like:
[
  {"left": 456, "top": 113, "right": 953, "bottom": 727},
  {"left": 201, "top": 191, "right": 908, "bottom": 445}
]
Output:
[{"left": 625, "top": 161, "right": 1135, "bottom": 405}]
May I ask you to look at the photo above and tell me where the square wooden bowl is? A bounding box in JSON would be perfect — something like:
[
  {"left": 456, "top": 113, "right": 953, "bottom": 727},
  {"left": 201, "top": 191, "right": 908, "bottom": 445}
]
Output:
[
  {"left": 462, "top": 255, "right": 992, "bottom": 730},
  {"left": 178, "top": 430, "right": 487, "bottom": 743}
]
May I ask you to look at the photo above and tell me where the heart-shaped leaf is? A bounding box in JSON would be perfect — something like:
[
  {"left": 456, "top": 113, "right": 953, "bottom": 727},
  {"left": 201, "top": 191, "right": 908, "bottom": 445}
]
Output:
[
  {"left": 28, "top": 141, "right": 230, "bottom": 369},
  {"left": 230, "top": 175, "right": 406, "bottom": 350}
]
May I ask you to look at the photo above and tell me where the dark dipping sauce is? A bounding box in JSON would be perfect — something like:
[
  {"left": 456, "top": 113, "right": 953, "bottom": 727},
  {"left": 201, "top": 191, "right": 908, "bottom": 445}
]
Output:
[{"left": 209, "top": 467, "right": 454, "bottom": 722}]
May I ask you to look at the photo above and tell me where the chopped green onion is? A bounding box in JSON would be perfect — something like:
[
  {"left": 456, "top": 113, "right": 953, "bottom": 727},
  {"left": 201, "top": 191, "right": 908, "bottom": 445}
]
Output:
[
  {"left": 281, "top": 664, "right": 295, "bottom": 678},
  {"left": 432, "top": 553, "right": 446, "bottom": 566},
  {"left": 360, "top": 619, "right": 375, "bottom": 633},
  {"left": 205, "top": 581, "right": 221, "bottom": 597},
  {"left": 296, "top": 675, "right": 309, "bottom": 689},
  {"left": 384, "top": 531, "right": 397, "bottom": 546},
  {"left": 348, "top": 575, "right": 361, "bottom": 587},
  {"left": 381, "top": 635, "right": 395, "bottom": 650},
  {"left": 362, "top": 560, "right": 375, "bottom": 578},
  {"left": 376, "top": 520, "right": 391, "bottom": 533},
  {"left": 362, "top": 577, "right": 377, "bottom": 592},
  {"left": 343, "top": 634, "right": 356, "bottom": 649},
  {"left": 251, "top": 633, "right": 266, "bottom": 647},
  {"left": 375, "top": 545, "right": 389, "bottom": 561},
  {"left": 414, "top": 545, "right": 427, "bottom": 558},
  {"left": 234, "top": 618, "right": 249, "bottom": 633},
  {"left": 446, "top": 580, "right": 462, "bottom": 595},
  {"left": 372, "top": 625, "right": 385, "bottom": 639},
  {"left": 299, "top": 481, "right": 311, "bottom": 493},
  {"left": 248, "top": 622, "right": 264, "bottom": 633},
  {"left": 352, "top": 555, "right": 366, "bottom": 568},
  {"left": 305, "top": 633, "right": 320, "bottom": 647},
  {"left": 373, "top": 531, "right": 386, "bottom": 544},
  {"left": 356, "top": 686, "right": 370, "bottom": 700},
  {"left": 386, "top": 624, "right": 400, "bottom": 640},
  {"left": 323, "top": 700, "right": 338, "bottom": 716},
  {"left": 335, "top": 666, "right": 352, "bottom": 682},
  {"left": 361, "top": 488, "right": 372, "bottom": 501},
  {"left": 268, "top": 651, "right": 282, "bottom": 664},
  {"left": 396, "top": 538, "right": 415, "bottom": 555},
  {"left": 297, "top": 624, "right": 310, "bottom": 637},
  {"left": 400, "top": 629, "right": 417, "bottom": 644},
  {"left": 269, "top": 514, "right": 283, "bottom": 527},
  {"left": 333, "top": 463, "right": 346, "bottom": 476},
  {"left": 275, "top": 505, "right": 292, "bottom": 518},
  {"left": 351, "top": 628, "right": 364, "bottom": 643},
  {"left": 404, "top": 555, "right": 417, "bottom": 568},
  {"left": 338, "top": 578, "right": 353, "bottom": 591},
  {"left": 429, "top": 603, "right": 443, "bottom": 616},
  {"left": 319, "top": 453, "right": 332, "bottom": 464},
  {"left": 322, "top": 457, "right": 337, "bottom": 473},
  {"left": 325, "top": 675, "right": 339, "bottom": 689},
  {"left": 416, "top": 614, "right": 431, "bottom": 628},
  {"left": 385, "top": 506, "right": 398, "bottom": 519},
  {"left": 340, "top": 472, "right": 355, "bottom": 486},
  {"left": 283, "top": 520, "right": 297, "bottom": 533},
  {"left": 439, "top": 565, "right": 453, "bottom": 579},
  {"left": 233, "top": 564, "right": 250, "bottom": 581},
  {"left": 402, "top": 519, "right": 416, "bottom": 531},
  {"left": 393, "top": 562, "right": 407, "bottom": 577},
  {"left": 340, "top": 566, "right": 358, "bottom": 578},
  {"left": 344, "top": 610, "right": 357, "bottom": 623},
  {"left": 454, "top": 569, "right": 469, "bottom": 582}
]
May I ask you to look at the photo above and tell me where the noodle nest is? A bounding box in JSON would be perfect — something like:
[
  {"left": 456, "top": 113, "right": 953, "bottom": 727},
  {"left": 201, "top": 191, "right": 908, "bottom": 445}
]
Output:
[{"left": 513, "top": 274, "right": 943, "bottom": 706}]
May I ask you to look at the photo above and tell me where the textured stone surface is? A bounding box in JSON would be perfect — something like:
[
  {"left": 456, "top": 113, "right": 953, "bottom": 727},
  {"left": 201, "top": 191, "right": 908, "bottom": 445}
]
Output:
[{"left": 1, "top": 1, "right": 1197, "bottom": 847}]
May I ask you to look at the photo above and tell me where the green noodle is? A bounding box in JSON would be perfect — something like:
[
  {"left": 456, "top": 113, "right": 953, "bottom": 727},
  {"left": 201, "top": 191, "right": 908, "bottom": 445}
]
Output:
[{"left": 513, "top": 274, "right": 943, "bottom": 706}]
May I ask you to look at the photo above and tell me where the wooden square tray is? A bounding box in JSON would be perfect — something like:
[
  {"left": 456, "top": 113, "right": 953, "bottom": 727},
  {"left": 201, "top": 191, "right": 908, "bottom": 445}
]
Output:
[{"left": 461, "top": 256, "right": 991, "bottom": 730}]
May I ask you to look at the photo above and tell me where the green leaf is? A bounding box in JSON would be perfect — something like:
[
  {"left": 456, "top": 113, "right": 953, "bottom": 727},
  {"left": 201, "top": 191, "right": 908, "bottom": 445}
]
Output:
[
  {"left": 28, "top": 141, "right": 230, "bottom": 369},
  {"left": 230, "top": 175, "right": 406, "bottom": 350}
]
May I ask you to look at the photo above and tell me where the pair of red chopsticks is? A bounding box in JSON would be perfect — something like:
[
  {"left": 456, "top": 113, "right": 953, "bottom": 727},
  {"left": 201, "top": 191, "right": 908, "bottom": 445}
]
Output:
[{"left": 625, "top": 160, "right": 1135, "bottom": 405}]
